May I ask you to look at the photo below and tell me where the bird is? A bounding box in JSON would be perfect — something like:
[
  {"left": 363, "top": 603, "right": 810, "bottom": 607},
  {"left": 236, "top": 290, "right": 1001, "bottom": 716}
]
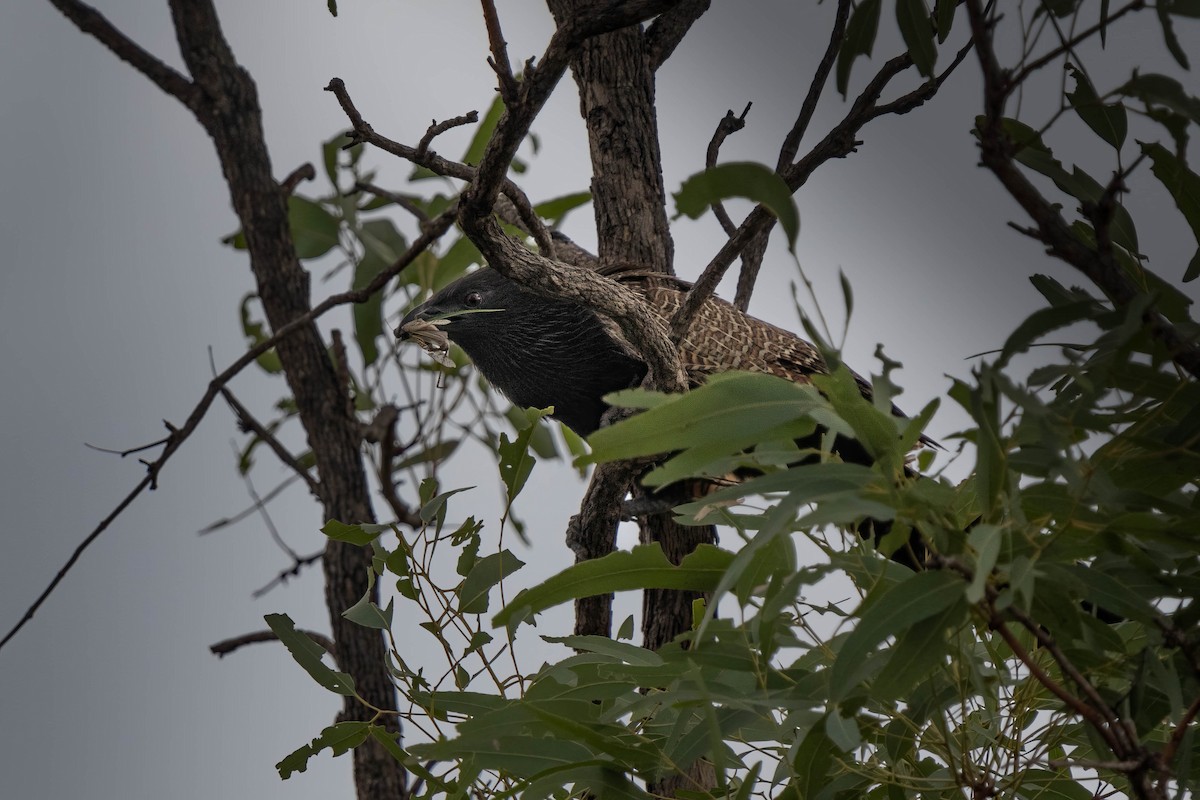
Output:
[
  {"left": 396, "top": 264, "right": 932, "bottom": 565},
  {"left": 396, "top": 264, "right": 885, "bottom": 437}
]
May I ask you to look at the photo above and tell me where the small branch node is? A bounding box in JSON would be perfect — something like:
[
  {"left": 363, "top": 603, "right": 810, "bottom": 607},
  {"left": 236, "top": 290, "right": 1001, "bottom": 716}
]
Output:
[
  {"left": 280, "top": 163, "right": 316, "bottom": 196},
  {"left": 416, "top": 110, "right": 480, "bottom": 159}
]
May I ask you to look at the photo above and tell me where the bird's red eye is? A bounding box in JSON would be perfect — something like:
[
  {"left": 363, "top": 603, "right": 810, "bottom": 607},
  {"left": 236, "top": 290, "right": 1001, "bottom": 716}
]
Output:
[{"left": 465, "top": 291, "right": 483, "bottom": 308}]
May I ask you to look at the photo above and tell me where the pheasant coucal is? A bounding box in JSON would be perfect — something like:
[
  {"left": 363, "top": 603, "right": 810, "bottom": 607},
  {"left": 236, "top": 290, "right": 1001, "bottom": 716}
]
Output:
[
  {"left": 395, "top": 264, "right": 934, "bottom": 563},
  {"left": 396, "top": 265, "right": 896, "bottom": 426}
]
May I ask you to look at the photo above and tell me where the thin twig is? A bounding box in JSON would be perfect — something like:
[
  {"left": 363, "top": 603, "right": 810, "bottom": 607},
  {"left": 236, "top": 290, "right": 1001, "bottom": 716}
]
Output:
[
  {"left": 777, "top": 0, "right": 853, "bottom": 170},
  {"left": 706, "top": 103, "right": 752, "bottom": 236},
  {"left": 326, "top": 78, "right": 554, "bottom": 257},
  {"left": 480, "top": 0, "right": 519, "bottom": 103},
  {"left": 198, "top": 473, "right": 302, "bottom": 534},
  {"left": 416, "top": 111, "right": 480, "bottom": 159},
  {"left": 251, "top": 550, "right": 324, "bottom": 598},
  {"left": 1005, "top": 0, "right": 1145, "bottom": 94},
  {"left": 644, "top": 0, "right": 711, "bottom": 71},
  {"left": 219, "top": 386, "right": 320, "bottom": 495},
  {"left": 84, "top": 435, "right": 171, "bottom": 457},
  {"left": 355, "top": 181, "right": 431, "bottom": 227},
  {"left": 0, "top": 206, "right": 457, "bottom": 654},
  {"left": 210, "top": 628, "right": 336, "bottom": 661},
  {"left": 280, "top": 163, "right": 316, "bottom": 196},
  {"left": 46, "top": 0, "right": 202, "bottom": 112}
]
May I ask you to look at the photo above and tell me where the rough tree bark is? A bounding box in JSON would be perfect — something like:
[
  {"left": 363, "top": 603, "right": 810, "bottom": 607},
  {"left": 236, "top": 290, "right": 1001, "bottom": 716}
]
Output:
[
  {"left": 545, "top": 2, "right": 718, "bottom": 792},
  {"left": 163, "top": 4, "right": 407, "bottom": 799}
]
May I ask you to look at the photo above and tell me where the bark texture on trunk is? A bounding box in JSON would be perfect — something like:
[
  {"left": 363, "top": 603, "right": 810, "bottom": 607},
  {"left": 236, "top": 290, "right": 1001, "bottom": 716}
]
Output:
[
  {"left": 546, "top": 3, "right": 716, "bottom": 793},
  {"left": 167, "top": 4, "right": 406, "bottom": 798}
]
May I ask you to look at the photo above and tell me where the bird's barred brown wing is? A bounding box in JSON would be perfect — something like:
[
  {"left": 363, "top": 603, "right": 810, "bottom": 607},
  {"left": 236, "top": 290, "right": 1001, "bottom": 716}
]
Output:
[
  {"left": 638, "top": 281, "right": 828, "bottom": 387},
  {"left": 608, "top": 270, "right": 849, "bottom": 392}
]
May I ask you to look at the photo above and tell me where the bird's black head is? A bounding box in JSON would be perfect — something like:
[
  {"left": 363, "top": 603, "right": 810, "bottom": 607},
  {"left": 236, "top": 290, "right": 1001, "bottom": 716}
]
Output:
[
  {"left": 396, "top": 268, "right": 646, "bottom": 435},
  {"left": 397, "top": 267, "right": 533, "bottom": 353}
]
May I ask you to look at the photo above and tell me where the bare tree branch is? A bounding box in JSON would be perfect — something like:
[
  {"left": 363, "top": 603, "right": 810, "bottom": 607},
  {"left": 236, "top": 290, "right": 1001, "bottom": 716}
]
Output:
[
  {"left": 45, "top": 0, "right": 201, "bottom": 112},
  {"left": 480, "top": 0, "right": 519, "bottom": 103},
  {"left": 0, "top": 206, "right": 456, "bottom": 656},
  {"left": 964, "top": 0, "right": 1200, "bottom": 381},
  {"left": 706, "top": 104, "right": 752, "bottom": 237},
  {"left": 326, "top": 79, "right": 554, "bottom": 257},
  {"left": 776, "top": 0, "right": 853, "bottom": 171},
  {"left": 220, "top": 386, "right": 320, "bottom": 496},
  {"left": 211, "top": 628, "right": 337, "bottom": 660},
  {"left": 416, "top": 111, "right": 480, "bottom": 159},
  {"left": 644, "top": 0, "right": 710, "bottom": 71}
]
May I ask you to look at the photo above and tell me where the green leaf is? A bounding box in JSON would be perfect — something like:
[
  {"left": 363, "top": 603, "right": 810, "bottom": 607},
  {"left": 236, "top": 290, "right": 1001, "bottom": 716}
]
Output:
[
  {"left": 534, "top": 191, "right": 592, "bottom": 226},
  {"left": 351, "top": 249, "right": 386, "bottom": 367},
  {"left": 358, "top": 217, "right": 406, "bottom": 265},
  {"left": 1118, "top": 73, "right": 1200, "bottom": 126},
  {"left": 238, "top": 293, "right": 283, "bottom": 373},
  {"left": 494, "top": 543, "right": 735, "bottom": 629},
  {"left": 458, "top": 550, "right": 526, "bottom": 614},
  {"left": 587, "top": 372, "right": 824, "bottom": 466},
  {"left": 896, "top": 0, "right": 936, "bottom": 78},
  {"left": 792, "top": 723, "right": 837, "bottom": 799},
  {"left": 934, "top": 0, "right": 956, "bottom": 42},
  {"left": 409, "top": 734, "right": 597, "bottom": 778},
  {"left": 543, "top": 636, "right": 664, "bottom": 666},
  {"left": 997, "top": 300, "right": 1100, "bottom": 367},
  {"left": 871, "top": 598, "right": 966, "bottom": 701},
  {"left": 498, "top": 409, "right": 551, "bottom": 504},
  {"left": 825, "top": 709, "right": 862, "bottom": 751},
  {"left": 1156, "top": 0, "right": 1190, "bottom": 68},
  {"left": 264, "top": 613, "right": 356, "bottom": 696},
  {"left": 393, "top": 439, "right": 461, "bottom": 470},
  {"left": 288, "top": 196, "right": 339, "bottom": 260},
  {"left": 419, "top": 485, "right": 474, "bottom": 526},
  {"left": 673, "top": 162, "right": 800, "bottom": 250},
  {"left": 462, "top": 95, "right": 504, "bottom": 167},
  {"left": 321, "top": 520, "right": 391, "bottom": 546},
  {"left": 1006, "top": 768, "right": 1094, "bottom": 800},
  {"left": 829, "top": 570, "right": 964, "bottom": 701},
  {"left": 1066, "top": 64, "right": 1127, "bottom": 149},
  {"left": 837, "top": 0, "right": 882, "bottom": 95},
  {"left": 344, "top": 574, "right": 395, "bottom": 630},
  {"left": 276, "top": 721, "right": 369, "bottom": 779},
  {"left": 1141, "top": 142, "right": 1200, "bottom": 276},
  {"left": 965, "top": 524, "right": 1002, "bottom": 604},
  {"left": 321, "top": 133, "right": 353, "bottom": 187}
]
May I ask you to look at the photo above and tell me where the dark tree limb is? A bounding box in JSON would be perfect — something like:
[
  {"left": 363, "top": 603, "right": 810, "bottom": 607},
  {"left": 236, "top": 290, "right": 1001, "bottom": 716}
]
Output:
[
  {"left": 211, "top": 628, "right": 337, "bottom": 660},
  {"left": 775, "top": 0, "right": 853, "bottom": 171},
  {"left": 326, "top": 79, "right": 554, "bottom": 257},
  {"left": 219, "top": 386, "right": 321, "bottom": 496},
  {"left": 706, "top": 104, "right": 752, "bottom": 237},
  {"left": 280, "top": 163, "right": 317, "bottom": 196},
  {"left": 162, "top": 2, "right": 408, "bottom": 795},
  {"left": 964, "top": 0, "right": 1200, "bottom": 381},
  {"left": 701, "top": 102, "right": 771, "bottom": 311},
  {"left": 671, "top": 38, "right": 973, "bottom": 343},
  {"left": 416, "top": 111, "right": 480, "bottom": 160},
  {"left": 45, "top": 0, "right": 201, "bottom": 112},
  {"left": 644, "top": 0, "right": 711, "bottom": 72},
  {"left": 481, "top": 0, "right": 520, "bottom": 103}
]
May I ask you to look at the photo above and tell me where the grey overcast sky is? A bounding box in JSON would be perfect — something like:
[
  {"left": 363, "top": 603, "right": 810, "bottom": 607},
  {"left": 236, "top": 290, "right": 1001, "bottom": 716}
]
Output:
[{"left": 2, "top": 2, "right": 1197, "bottom": 798}]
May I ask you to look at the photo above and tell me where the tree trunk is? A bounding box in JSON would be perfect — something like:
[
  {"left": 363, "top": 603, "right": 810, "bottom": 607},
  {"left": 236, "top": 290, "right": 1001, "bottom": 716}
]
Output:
[
  {"left": 546, "top": 3, "right": 717, "bottom": 793},
  {"left": 166, "top": 3, "right": 406, "bottom": 798}
]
